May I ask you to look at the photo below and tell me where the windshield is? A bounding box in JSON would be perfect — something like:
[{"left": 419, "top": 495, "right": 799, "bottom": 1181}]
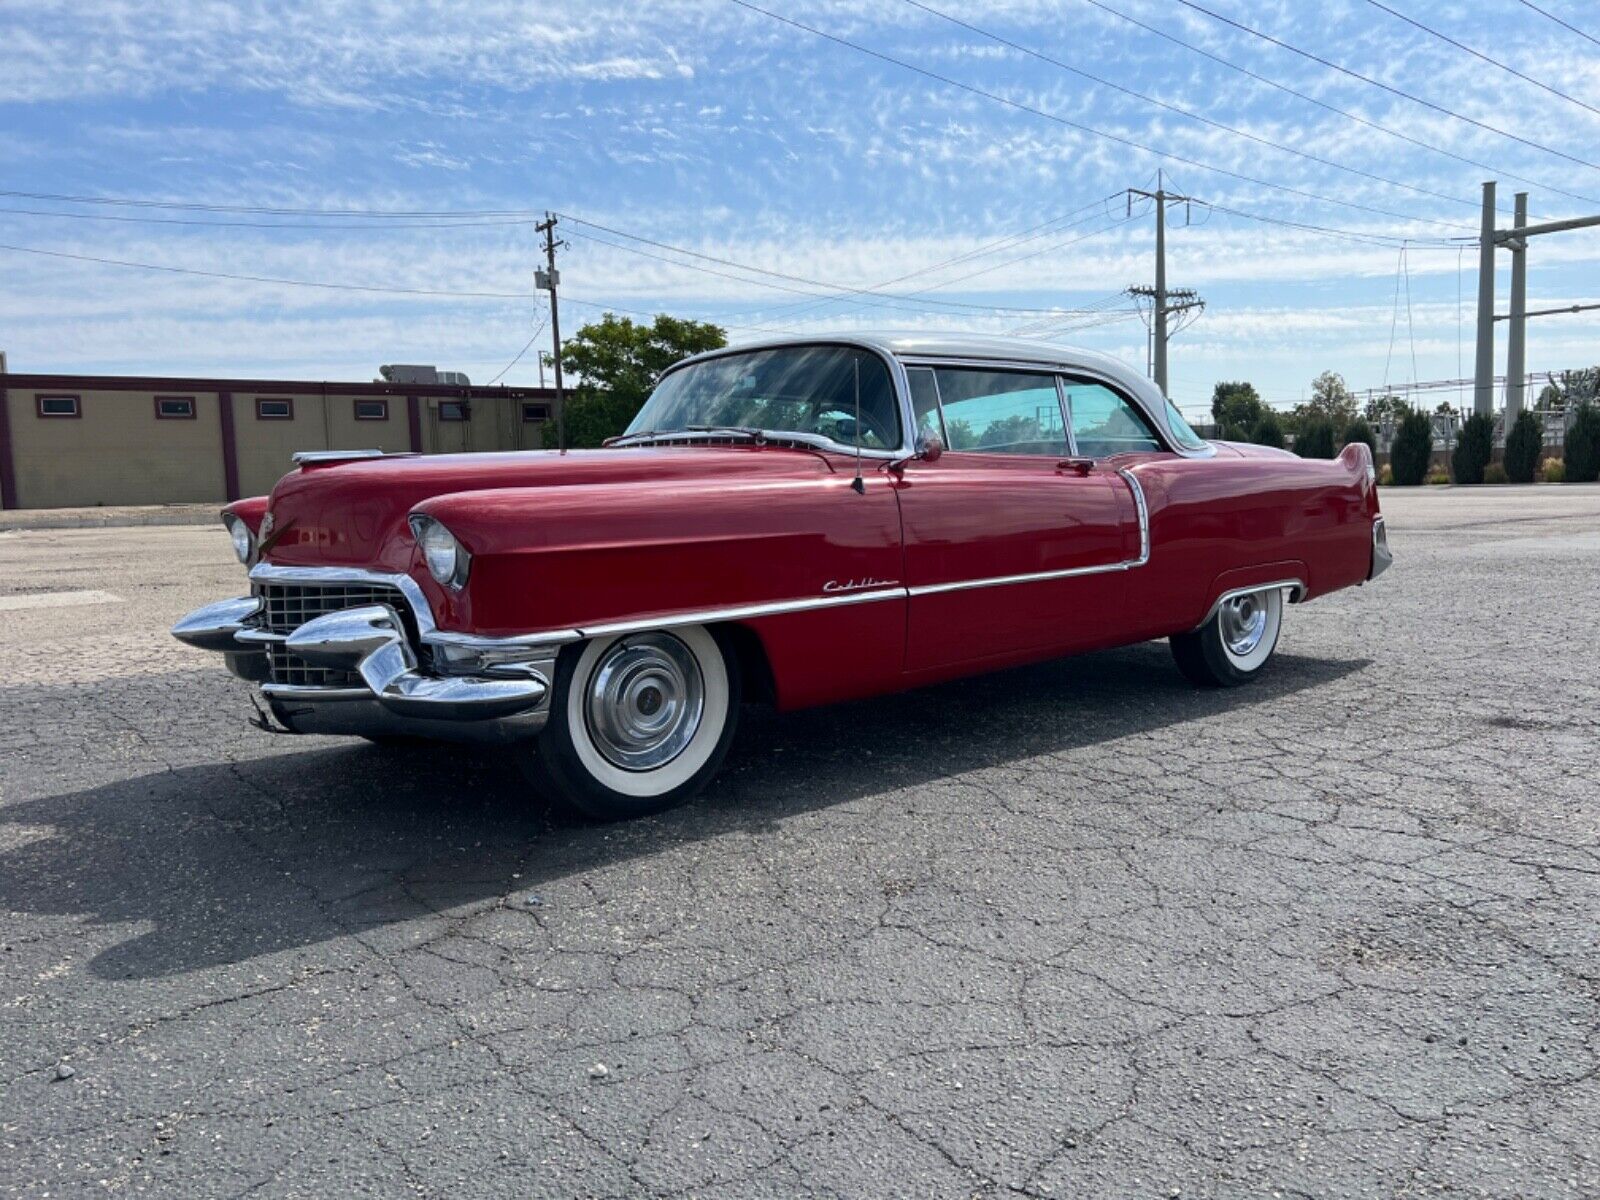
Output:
[
  {"left": 627, "top": 345, "right": 902, "bottom": 450},
  {"left": 1164, "top": 398, "right": 1211, "bottom": 451}
]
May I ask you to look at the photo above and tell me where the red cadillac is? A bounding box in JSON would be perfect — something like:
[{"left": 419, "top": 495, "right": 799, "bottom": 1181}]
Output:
[{"left": 174, "top": 335, "right": 1390, "bottom": 819}]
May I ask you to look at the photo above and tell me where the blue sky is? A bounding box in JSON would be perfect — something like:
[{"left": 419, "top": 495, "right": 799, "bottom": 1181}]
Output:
[{"left": 2, "top": 0, "right": 1598, "bottom": 419}]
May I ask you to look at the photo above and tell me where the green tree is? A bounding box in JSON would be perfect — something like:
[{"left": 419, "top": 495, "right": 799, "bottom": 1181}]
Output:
[
  {"left": 1248, "top": 410, "right": 1286, "bottom": 449},
  {"left": 1292, "top": 370, "right": 1359, "bottom": 434},
  {"left": 1503, "top": 410, "right": 1543, "bottom": 484},
  {"left": 1452, "top": 412, "right": 1494, "bottom": 484},
  {"left": 1389, "top": 407, "right": 1434, "bottom": 485},
  {"left": 1295, "top": 415, "right": 1337, "bottom": 459},
  {"left": 1342, "top": 417, "right": 1377, "bottom": 457},
  {"left": 556, "top": 313, "right": 727, "bottom": 448},
  {"left": 1565, "top": 402, "right": 1600, "bottom": 483},
  {"left": 1210, "top": 380, "right": 1264, "bottom": 440},
  {"left": 1362, "top": 393, "right": 1409, "bottom": 425}
]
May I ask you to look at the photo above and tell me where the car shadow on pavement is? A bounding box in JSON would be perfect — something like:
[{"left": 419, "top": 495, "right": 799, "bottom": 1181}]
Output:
[{"left": 0, "top": 642, "right": 1366, "bottom": 980}]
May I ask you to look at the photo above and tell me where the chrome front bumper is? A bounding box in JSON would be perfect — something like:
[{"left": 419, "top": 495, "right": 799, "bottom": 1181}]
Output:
[{"left": 172, "top": 569, "right": 561, "bottom": 743}]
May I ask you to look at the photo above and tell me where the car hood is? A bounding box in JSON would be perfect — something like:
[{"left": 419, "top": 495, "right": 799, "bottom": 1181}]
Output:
[{"left": 258, "top": 445, "right": 837, "bottom": 570}]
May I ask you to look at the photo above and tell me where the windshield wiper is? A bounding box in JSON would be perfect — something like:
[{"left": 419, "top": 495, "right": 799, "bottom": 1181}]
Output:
[{"left": 684, "top": 425, "right": 766, "bottom": 440}]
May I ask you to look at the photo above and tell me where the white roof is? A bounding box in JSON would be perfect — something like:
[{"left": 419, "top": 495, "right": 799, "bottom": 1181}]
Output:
[{"left": 690, "top": 331, "right": 1189, "bottom": 449}]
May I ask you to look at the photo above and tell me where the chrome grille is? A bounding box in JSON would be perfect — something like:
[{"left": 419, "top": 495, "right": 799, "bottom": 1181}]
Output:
[{"left": 256, "top": 581, "right": 411, "bottom": 688}]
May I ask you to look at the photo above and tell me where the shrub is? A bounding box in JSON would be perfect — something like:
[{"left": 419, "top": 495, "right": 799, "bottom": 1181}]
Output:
[
  {"left": 1484, "top": 463, "right": 1509, "bottom": 484},
  {"left": 1503, "top": 410, "right": 1543, "bottom": 484},
  {"left": 1379, "top": 464, "right": 1394, "bottom": 486},
  {"left": 1451, "top": 412, "right": 1494, "bottom": 484},
  {"left": 1342, "top": 417, "right": 1377, "bottom": 457},
  {"left": 1248, "top": 411, "right": 1286, "bottom": 449},
  {"left": 1543, "top": 457, "right": 1566, "bottom": 483},
  {"left": 1427, "top": 471, "right": 1451, "bottom": 485},
  {"left": 1389, "top": 408, "right": 1434, "bottom": 485},
  {"left": 1565, "top": 402, "right": 1600, "bottom": 483},
  {"left": 1295, "top": 415, "right": 1337, "bottom": 459}
]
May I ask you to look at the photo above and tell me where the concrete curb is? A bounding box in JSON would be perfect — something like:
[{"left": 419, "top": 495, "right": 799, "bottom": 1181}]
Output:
[{"left": 0, "top": 504, "right": 221, "bottom": 532}]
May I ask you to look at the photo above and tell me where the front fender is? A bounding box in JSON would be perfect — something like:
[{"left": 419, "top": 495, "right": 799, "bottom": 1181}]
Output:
[{"left": 413, "top": 475, "right": 904, "bottom": 638}]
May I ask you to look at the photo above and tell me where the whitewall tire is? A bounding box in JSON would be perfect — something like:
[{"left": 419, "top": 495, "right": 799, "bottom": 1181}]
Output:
[
  {"left": 1170, "top": 587, "right": 1285, "bottom": 687},
  {"left": 526, "top": 625, "right": 740, "bottom": 819}
]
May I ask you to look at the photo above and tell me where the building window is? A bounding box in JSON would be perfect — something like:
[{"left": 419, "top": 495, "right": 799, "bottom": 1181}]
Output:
[
  {"left": 521, "top": 403, "right": 551, "bottom": 423},
  {"left": 155, "top": 395, "right": 196, "bottom": 420},
  {"left": 354, "top": 398, "right": 389, "bottom": 421},
  {"left": 438, "top": 401, "right": 470, "bottom": 422},
  {"left": 36, "top": 394, "right": 81, "bottom": 418},
  {"left": 256, "top": 397, "right": 294, "bottom": 420}
]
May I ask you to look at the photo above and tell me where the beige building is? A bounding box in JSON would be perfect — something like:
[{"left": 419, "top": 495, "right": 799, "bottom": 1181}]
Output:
[{"left": 0, "top": 370, "right": 561, "bottom": 509}]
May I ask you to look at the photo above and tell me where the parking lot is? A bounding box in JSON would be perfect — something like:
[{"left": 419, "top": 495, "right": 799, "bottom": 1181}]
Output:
[{"left": 2, "top": 485, "right": 1598, "bottom": 1198}]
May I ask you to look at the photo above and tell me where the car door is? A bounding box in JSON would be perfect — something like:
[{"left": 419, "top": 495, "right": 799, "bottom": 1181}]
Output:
[{"left": 895, "top": 364, "right": 1143, "bottom": 673}]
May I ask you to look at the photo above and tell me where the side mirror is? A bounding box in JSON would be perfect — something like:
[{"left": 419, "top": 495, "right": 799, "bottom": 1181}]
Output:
[{"left": 890, "top": 432, "right": 943, "bottom": 475}]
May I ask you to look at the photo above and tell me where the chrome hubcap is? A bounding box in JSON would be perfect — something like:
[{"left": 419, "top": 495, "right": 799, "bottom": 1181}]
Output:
[
  {"left": 584, "top": 633, "right": 704, "bottom": 771},
  {"left": 1219, "top": 590, "right": 1270, "bottom": 658}
]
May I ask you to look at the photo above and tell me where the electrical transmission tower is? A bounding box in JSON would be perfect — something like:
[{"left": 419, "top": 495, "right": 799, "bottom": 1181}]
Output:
[
  {"left": 1473, "top": 181, "right": 1600, "bottom": 419},
  {"left": 1126, "top": 172, "right": 1203, "bottom": 396}
]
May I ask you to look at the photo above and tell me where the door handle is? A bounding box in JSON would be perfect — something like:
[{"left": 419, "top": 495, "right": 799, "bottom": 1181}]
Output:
[{"left": 1057, "top": 458, "right": 1095, "bottom": 476}]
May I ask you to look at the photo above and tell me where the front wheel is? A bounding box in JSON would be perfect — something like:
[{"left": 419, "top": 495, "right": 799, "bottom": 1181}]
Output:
[
  {"left": 1170, "top": 587, "right": 1285, "bottom": 688},
  {"left": 524, "top": 625, "right": 740, "bottom": 820}
]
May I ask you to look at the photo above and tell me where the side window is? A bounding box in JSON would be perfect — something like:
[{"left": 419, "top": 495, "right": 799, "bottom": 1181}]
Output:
[
  {"left": 929, "top": 369, "right": 1067, "bottom": 456},
  {"left": 906, "top": 367, "right": 944, "bottom": 443},
  {"left": 1064, "top": 381, "right": 1163, "bottom": 457}
]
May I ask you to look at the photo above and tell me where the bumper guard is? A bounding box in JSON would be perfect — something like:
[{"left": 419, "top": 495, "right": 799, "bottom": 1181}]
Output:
[{"left": 172, "top": 589, "right": 555, "bottom": 743}]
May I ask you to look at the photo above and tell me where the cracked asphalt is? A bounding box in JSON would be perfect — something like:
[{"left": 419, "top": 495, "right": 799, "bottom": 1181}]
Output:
[{"left": 2, "top": 485, "right": 1597, "bottom": 1198}]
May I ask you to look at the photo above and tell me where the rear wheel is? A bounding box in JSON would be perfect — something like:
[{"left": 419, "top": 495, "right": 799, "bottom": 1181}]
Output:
[
  {"left": 1170, "top": 586, "right": 1285, "bottom": 687},
  {"left": 525, "top": 625, "right": 740, "bottom": 820}
]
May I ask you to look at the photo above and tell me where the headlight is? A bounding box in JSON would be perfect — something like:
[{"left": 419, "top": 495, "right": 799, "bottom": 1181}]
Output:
[
  {"left": 409, "top": 515, "right": 470, "bottom": 589},
  {"left": 222, "top": 513, "right": 253, "bottom": 564}
]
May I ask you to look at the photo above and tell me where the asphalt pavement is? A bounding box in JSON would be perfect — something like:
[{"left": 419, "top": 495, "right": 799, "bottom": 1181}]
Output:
[{"left": 2, "top": 486, "right": 1597, "bottom": 1198}]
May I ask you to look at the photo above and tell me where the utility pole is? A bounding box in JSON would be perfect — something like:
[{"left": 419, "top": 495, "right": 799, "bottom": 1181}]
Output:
[
  {"left": 1473, "top": 181, "right": 1497, "bottom": 416},
  {"left": 535, "top": 213, "right": 567, "bottom": 452},
  {"left": 1506, "top": 192, "right": 1528, "bottom": 422},
  {"left": 1128, "top": 284, "right": 1204, "bottom": 383},
  {"left": 1126, "top": 171, "right": 1198, "bottom": 396}
]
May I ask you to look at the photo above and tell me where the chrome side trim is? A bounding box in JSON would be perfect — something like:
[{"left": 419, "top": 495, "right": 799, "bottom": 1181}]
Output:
[
  {"left": 1119, "top": 468, "right": 1151, "bottom": 565},
  {"left": 1195, "top": 579, "right": 1306, "bottom": 632},
  {"left": 576, "top": 586, "right": 906, "bottom": 642}
]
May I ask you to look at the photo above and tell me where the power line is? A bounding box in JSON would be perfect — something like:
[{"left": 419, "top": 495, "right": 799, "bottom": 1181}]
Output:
[
  {"left": 901, "top": 0, "right": 1492, "bottom": 216},
  {"left": 1075, "top": 0, "right": 1600, "bottom": 212},
  {"left": 1517, "top": 0, "right": 1600, "bottom": 50},
  {"left": 726, "top": 0, "right": 1474, "bottom": 232},
  {"left": 1076, "top": 0, "right": 1599, "bottom": 212},
  {"left": 717, "top": 194, "right": 1128, "bottom": 325},
  {"left": 484, "top": 312, "right": 548, "bottom": 386},
  {"left": 559, "top": 221, "right": 1116, "bottom": 318},
  {"left": 1169, "top": 0, "right": 1600, "bottom": 172},
  {"left": 1201, "top": 201, "right": 1457, "bottom": 248},
  {"left": 0, "top": 239, "right": 800, "bottom": 334},
  {"left": 1361, "top": 0, "right": 1600, "bottom": 119},
  {"left": 0, "top": 189, "right": 552, "bottom": 218},
  {"left": 0, "top": 205, "right": 546, "bottom": 230},
  {"left": 558, "top": 209, "right": 1141, "bottom": 316}
]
